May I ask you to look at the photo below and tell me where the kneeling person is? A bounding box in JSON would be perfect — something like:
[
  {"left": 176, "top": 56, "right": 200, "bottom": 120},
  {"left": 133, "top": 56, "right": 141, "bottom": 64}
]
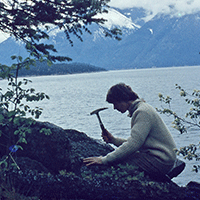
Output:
[{"left": 83, "top": 83, "right": 177, "bottom": 177}]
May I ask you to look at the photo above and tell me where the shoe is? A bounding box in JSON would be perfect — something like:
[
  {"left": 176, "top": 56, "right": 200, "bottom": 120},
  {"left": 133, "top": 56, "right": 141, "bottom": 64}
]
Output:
[{"left": 167, "top": 159, "right": 186, "bottom": 179}]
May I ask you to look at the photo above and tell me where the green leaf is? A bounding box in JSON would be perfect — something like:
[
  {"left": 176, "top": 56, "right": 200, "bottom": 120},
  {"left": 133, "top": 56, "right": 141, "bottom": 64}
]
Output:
[
  {"left": 40, "top": 128, "right": 52, "bottom": 135},
  {"left": 25, "top": 117, "right": 34, "bottom": 126},
  {"left": 17, "top": 145, "right": 23, "bottom": 151},
  {"left": 47, "top": 59, "right": 53, "bottom": 66},
  {"left": 0, "top": 160, "right": 8, "bottom": 169},
  {"left": 7, "top": 110, "right": 16, "bottom": 118},
  {"left": 18, "top": 81, "right": 22, "bottom": 86},
  {"left": 11, "top": 55, "right": 17, "bottom": 60},
  {"left": 14, "top": 130, "right": 20, "bottom": 135},
  {"left": 18, "top": 56, "right": 23, "bottom": 62},
  {"left": 19, "top": 137, "right": 27, "bottom": 144},
  {"left": 0, "top": 114, "right": 4, "bottom": 123},
  {"left": 13, "top": 117, "right": 20, "bottom": 126}
]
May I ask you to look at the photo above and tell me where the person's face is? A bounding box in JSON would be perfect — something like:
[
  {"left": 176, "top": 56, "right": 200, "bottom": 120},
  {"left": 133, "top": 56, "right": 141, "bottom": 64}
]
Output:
[{"left": 113, "top": 101, "right": 129, "bottom": 113}]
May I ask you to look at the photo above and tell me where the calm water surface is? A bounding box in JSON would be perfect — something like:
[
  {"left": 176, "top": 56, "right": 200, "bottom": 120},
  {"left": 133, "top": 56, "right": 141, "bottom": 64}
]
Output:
[{"left": 1, "top": 65, "right": 200, "bottom": 186}]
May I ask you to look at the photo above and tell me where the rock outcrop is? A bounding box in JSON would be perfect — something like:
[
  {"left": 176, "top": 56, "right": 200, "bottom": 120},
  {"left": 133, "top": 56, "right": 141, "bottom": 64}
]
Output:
[{"left": 1, "top": 121, "right": 200, "bottom": 200}]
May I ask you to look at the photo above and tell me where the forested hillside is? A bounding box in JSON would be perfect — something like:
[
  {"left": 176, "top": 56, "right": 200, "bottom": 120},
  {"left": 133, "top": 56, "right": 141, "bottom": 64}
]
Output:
[{"left": 18, "top": 62, "right": 106, "bottom": 77}]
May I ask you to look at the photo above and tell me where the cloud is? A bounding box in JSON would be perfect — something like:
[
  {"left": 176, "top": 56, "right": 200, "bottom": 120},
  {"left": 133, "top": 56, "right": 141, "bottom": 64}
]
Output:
[
  {"left": 109, "top": 0, "right": 200, "bottom": 20},
  {"left": 1, "top": 0, "right": 200, "bottom": 43},
  {"left": 0, "top": 33, "right": 9, "bottom": 43}
]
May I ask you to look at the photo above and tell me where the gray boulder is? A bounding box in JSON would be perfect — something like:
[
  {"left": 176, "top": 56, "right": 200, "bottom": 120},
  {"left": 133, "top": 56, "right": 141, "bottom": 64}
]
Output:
[{"left": 1, "top": 121, "right": 200, "bottom": 200}]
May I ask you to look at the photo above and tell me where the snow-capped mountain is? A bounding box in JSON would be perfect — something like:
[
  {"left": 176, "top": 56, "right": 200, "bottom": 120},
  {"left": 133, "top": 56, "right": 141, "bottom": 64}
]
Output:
[
  {"left": 47, "top": 7, "right": 140, "bottom": 42},
  {"left": 96, "top": 7, "right": 141, "bottom": 30},
  {"left": 0, "top": 7, "right": 200, "bottom": 70},
  {"left": 119, "top": 12, "right": 200, "bottom": 69}
]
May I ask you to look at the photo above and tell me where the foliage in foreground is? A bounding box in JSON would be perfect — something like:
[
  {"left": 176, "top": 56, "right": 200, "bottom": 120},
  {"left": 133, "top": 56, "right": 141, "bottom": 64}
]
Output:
[
  {"left": 0, "top": 1, "right": 122, "bottom": 198},
  {"left": 157, "top": 84, "right": 200, "bottom": 172},
  {"left": 0, "top": 56, "right": 50, "bottom": 148},
  {"left": 0, "top": 56, "right": 51, "bottom": 192},
  {"left": 0, "top": 0, "right": 121, "bottom": 63}
]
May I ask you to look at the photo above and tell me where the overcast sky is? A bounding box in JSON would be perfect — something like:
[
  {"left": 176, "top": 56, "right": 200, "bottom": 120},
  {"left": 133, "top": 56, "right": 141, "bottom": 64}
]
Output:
[{"left": 109, "top": 0, "right": 200, "bottom": 19}]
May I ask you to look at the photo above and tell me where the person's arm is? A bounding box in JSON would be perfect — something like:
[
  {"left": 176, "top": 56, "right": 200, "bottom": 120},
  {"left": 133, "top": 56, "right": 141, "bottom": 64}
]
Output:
[
  {"left": 101, "top": 129, "right": 127, "bottom": 147},
  {"left": 101, "top": 110, "right": 152, "bottom": 165},
  {"left": 84, "top": 109, "right": 152, "bottom": 166},
  {"left": 83, "top": 130, "right": 127, "bottom": 166}
]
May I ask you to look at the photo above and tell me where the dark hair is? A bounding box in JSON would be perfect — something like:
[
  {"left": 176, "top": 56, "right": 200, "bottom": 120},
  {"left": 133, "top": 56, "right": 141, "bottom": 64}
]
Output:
[{"left": 106, "top": 83, "right": 139, "bottom": 103}]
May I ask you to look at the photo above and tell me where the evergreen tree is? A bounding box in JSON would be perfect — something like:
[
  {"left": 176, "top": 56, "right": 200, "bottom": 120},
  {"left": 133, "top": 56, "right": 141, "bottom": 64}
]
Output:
[{"left": 0, "top": 0, "right": 121, "bottom": 62}]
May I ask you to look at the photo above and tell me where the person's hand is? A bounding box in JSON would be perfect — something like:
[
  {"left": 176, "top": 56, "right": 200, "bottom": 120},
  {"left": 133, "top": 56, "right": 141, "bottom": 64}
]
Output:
[
  {"left": 83, "top": 156, "right": 103, "bottom": 166},
  {"left": 101, "top": 129, "right": 114, "bottom": 144}
]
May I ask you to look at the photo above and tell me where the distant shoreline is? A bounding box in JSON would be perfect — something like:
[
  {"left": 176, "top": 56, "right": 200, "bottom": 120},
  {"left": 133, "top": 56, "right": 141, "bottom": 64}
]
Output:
[{"left": 18, "top": 62, "right": 106, "bottom": 77}]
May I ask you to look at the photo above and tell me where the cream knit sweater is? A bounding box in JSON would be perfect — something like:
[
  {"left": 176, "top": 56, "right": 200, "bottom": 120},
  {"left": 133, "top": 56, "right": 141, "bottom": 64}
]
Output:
[{"left": 101, "top": 99, "right": 176, "bottom": 172}]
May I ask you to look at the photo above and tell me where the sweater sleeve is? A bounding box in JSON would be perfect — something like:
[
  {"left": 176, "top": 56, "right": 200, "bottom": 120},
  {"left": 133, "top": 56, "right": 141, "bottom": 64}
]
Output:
[
  {"left": 111, "top": 137, "right": 127, "bottom": 147},
  {"left": 101, "top": 110, "right": 152, "bottom": 164}
]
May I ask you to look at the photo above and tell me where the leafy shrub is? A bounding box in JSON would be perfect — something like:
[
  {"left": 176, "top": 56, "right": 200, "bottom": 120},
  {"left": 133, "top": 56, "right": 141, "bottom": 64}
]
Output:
[
  {"left": 157, "top": 84, "right": 200, "bottom": 172},
  {"left": 0, "top": 56, "right": 50, "bottom": 197}
]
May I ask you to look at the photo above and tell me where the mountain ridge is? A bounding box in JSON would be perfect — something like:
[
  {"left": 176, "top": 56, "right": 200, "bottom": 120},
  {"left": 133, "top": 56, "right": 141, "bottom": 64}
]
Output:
[{"left": 0, "top": 8, "right": 200, "bottom": 70}]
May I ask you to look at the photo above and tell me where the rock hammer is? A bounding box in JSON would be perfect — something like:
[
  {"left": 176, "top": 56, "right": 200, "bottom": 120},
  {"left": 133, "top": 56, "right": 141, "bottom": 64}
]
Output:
[{"left": 90, "top": 107, "right": 108, "bottom": 131}]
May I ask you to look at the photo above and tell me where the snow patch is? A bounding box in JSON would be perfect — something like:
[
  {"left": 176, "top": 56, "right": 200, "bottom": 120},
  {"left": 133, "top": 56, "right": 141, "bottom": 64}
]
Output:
[
  {"left": 149, "top": 28, "right": 153, "bottom": 34},
  {"left": 96, "top": 8, "right": 141, "bottom": 30}
]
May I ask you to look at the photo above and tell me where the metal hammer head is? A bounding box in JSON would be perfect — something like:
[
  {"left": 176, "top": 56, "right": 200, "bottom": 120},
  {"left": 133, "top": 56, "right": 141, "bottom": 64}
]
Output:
[{"left": 90, "top": 107, "right": 108, "bottom": 115}]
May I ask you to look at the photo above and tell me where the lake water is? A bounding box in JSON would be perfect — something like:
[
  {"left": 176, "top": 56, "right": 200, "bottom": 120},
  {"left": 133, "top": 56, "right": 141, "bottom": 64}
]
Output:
[{"left": 1, "top": 65, "right": 200, "bottom": 186}]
